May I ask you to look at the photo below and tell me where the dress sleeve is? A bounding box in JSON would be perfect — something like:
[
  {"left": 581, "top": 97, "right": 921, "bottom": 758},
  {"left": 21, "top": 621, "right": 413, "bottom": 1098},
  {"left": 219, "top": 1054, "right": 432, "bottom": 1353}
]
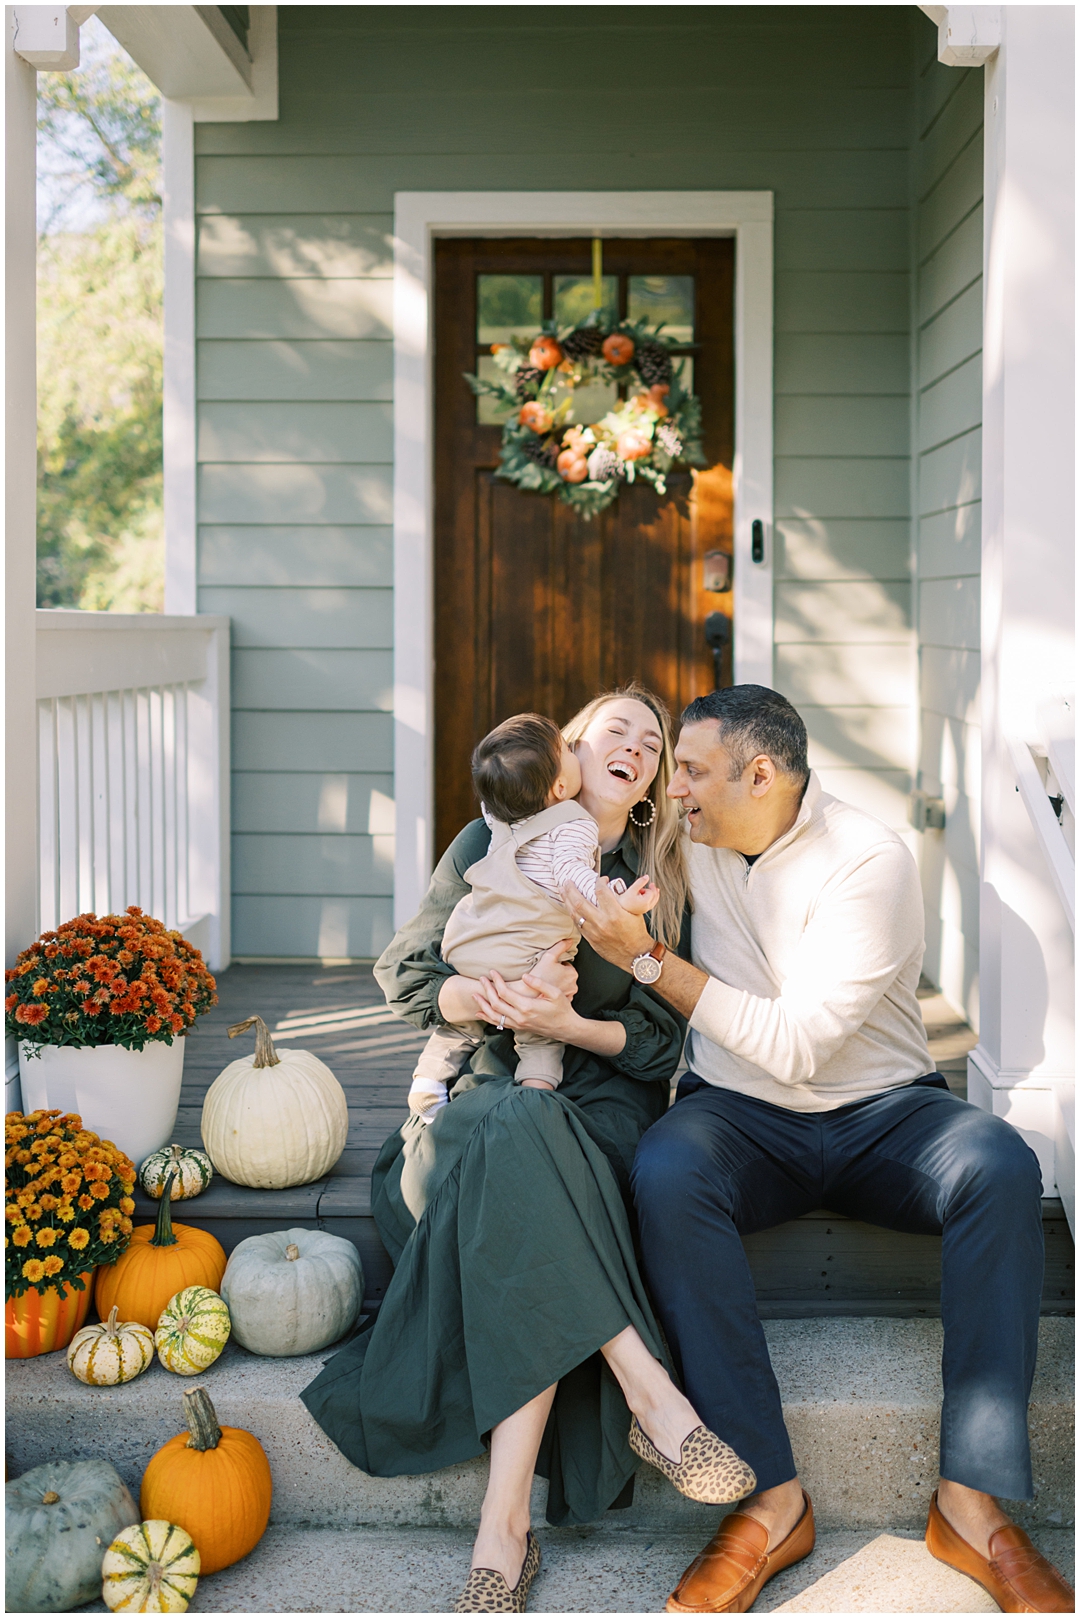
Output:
[
  {"left": 372, "top": 819, "right": 490, "bottom": 1031},
  {"left": 598, "top": 984, "right": 687, "bottom": 1085}
]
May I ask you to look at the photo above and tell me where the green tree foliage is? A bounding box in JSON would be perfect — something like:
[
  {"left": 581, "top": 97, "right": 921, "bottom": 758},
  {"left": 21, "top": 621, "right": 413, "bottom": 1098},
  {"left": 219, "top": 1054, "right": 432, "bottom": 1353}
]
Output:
[{"left": 36, "top": 42, "right": 164, "bottom": 611}]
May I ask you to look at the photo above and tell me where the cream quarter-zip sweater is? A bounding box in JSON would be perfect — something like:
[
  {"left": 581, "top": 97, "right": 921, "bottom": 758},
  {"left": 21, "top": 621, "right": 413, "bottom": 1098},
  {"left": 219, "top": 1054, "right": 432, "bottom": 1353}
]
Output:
[{"left": 686, "top": 772, "right": 932, "bottom": 1111}]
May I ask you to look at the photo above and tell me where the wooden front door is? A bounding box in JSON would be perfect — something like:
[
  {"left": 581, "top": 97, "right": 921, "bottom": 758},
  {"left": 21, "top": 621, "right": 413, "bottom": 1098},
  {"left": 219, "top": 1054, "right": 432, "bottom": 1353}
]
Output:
[{"left": 433, "top": 236, "right": 734, "bottom": 857}]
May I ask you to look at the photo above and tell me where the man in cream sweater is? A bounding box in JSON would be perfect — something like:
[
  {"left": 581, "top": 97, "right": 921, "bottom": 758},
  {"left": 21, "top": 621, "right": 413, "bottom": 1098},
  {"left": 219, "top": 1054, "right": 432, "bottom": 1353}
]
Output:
[{"left": 569, "top": 685, "right": 1070, "bottom": 1615}]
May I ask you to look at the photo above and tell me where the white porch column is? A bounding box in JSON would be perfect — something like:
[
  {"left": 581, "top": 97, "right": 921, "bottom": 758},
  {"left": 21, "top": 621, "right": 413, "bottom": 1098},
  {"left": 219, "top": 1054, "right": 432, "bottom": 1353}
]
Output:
[
  {"left": 5, "top": 11, "right": 40, "bottom": 1107},
  {"left": 969, "top": 7, "right": 1075, "bottom": 1191}
]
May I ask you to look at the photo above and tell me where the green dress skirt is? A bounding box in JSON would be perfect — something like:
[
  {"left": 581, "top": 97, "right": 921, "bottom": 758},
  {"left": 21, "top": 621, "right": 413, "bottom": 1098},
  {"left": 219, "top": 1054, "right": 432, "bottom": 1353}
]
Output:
[{"left": 300, "top": 818, "right": 687, "bottom": 1526}]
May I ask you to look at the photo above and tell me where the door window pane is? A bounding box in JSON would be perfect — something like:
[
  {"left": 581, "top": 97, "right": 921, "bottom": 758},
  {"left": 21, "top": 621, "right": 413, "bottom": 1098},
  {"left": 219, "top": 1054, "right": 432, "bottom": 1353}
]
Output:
[
  {"left": 550, "top": 373, "right": 619, "bottom": 427},
  {"left": 554, "top": 275, "right": 618, "bottom": 330},
  {"left": 477, "top": 275, "right": 543, "bottom": 345},
  {"left": 628, "top": 275, "right": 694, "bottom": 343}
]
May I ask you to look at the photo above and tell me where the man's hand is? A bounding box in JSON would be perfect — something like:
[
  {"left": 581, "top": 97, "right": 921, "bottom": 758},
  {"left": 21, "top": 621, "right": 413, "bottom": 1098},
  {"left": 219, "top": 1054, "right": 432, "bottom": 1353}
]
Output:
[
  {"left": 563, "top": 877, "right": 653, "bottom": 973},
  {"left": 564, "top": 876, "right": 711, "bottom": 1019}
]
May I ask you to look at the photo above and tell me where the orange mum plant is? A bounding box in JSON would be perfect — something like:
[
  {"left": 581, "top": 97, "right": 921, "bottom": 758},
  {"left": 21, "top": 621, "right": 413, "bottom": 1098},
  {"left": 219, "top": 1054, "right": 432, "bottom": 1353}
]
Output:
[
  {"left": 5, "top": 1109, "right": 137, "bottom": 1300},
  {"left": 5, "top": 907, "right": 216, "bottom": 1053}
]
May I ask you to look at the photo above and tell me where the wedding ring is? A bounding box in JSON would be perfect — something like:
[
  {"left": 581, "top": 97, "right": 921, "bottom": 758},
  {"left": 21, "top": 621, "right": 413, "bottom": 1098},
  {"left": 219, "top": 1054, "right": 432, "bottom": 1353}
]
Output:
[
  {"left": 577, "top": 916, "right": 586, "bottom": 926},
  {"left": 497, "top": 1017, "right": 505, "bottom": 1031}
]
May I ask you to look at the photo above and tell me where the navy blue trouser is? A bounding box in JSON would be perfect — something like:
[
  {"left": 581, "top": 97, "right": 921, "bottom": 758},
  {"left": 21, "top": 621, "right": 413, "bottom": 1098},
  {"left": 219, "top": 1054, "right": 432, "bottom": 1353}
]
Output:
[{"left": 631, "top": 1074, "right": 1045, "bottom": 1500}]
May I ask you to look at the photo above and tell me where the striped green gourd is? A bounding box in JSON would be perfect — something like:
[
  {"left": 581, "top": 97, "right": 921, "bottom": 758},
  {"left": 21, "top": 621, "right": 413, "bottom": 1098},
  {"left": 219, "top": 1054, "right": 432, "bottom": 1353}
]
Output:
[
  {"left": 101, "top": 1519, "right": 200, "bottom": 1612},
  {"left": 139, "top": 1145, "right": 214, "bottom": 1201},
  {"left": 154, "top": 1286, "right": 230, "bottom": 1375}
]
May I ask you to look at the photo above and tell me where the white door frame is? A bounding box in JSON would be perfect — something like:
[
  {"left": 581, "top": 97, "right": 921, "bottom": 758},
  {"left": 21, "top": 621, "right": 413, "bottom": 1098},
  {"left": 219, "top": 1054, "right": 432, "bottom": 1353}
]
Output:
[{"left": 392, "top": 190, "right": 775, "bottom": 926}]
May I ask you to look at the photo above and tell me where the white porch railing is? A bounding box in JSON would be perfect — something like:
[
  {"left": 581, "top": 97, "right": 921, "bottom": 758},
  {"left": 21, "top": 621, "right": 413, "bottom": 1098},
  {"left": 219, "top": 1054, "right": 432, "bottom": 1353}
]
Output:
[
  {"left": 35, "top": 611, "right": 230, "bottom": 970},
  {"left": 1004, "top": 693, "right": 1075, "bottom": 1233}
]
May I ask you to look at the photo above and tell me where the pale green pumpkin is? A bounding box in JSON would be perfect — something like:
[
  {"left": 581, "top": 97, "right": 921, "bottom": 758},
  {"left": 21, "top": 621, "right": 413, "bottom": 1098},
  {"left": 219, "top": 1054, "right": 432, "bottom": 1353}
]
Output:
[
  {"left": 5, "top": 1458, "right": 139, "bottom": 1613},
  {"left": 101, "top": 1519, "right": 200, "bottom": 1613},
  {"left": 154, "top": 1286, "right": 230, "bottom": 1375}
]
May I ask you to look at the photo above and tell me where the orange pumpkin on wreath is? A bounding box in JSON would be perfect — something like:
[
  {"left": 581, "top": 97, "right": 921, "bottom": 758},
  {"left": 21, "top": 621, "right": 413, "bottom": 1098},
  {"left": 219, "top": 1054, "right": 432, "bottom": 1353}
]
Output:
[{"left": 528, "top": 335, "right": 563, "bottom": 371}]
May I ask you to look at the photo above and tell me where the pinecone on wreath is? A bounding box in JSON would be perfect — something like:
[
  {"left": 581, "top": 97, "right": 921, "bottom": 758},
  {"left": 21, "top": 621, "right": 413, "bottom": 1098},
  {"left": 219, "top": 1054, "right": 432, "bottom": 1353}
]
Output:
[
  {"left": 515, "top": 365, "right": 544, "bottom": 400},
  {"left": 561, "top": 326, "right": 605, "bottom": 361},
  {"left": 636, "top": 341, "right": 674, "bottom": 388},
  {"left": 522, "top": 435, "right": 559, "bottom": 468}
]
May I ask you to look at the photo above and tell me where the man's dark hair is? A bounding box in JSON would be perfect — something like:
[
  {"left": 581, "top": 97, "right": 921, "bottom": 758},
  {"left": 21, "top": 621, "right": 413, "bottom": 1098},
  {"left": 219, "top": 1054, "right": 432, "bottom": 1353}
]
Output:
[
  {"left": 681, "top": 685, "right": 809, "bottom": 785},
  {"left": 472, "top": 712, "right": 565, "bottom": 823}
]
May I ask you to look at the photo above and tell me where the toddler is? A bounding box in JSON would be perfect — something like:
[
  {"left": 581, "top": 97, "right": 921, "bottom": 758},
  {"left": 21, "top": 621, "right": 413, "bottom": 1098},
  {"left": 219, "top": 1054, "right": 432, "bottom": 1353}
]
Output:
[{"left": 408, "top": 712, "right": 656, "bottom": 1120}]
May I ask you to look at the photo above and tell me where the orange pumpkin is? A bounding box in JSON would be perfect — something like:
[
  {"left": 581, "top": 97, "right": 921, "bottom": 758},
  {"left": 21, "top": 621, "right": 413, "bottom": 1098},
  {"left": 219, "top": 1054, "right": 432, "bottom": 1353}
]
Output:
[
  {"left": 602, "top": 333, "right": 635, "bottom": 366},
  {"left": 528, "top": 335, "right": 563, "bottom": 371},
  {"left": 556, "top": 449, "right": 589, "bottom": 483},
  {"left": 518, "top": 401, "right": 553, "bottom": 433},
  {"left": 5, "top": 1272, "right": 94, "bottom": 1359},
  {"left": 141, "top": 1386, "right": 272, "bottom": 1575},
  {"left": 95, "top": 1172, "right": 225, "bottom": 1330}
]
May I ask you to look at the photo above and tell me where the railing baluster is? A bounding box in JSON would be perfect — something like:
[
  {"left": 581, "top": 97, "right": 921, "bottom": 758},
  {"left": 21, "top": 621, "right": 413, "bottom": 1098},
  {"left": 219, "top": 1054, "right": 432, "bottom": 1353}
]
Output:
[{"left": 34, "top": 615, "right": 229, "bottom": 969}]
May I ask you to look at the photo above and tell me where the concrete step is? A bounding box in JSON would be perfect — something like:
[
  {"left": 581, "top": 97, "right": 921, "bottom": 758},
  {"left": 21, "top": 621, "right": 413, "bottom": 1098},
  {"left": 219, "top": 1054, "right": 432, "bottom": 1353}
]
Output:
[
  {"left": 74, "top": 1523, "right": 1076, "bottom": 1614},
  {"left": 7, "top": 1319, "right": 1072, "bottom": 1536}
]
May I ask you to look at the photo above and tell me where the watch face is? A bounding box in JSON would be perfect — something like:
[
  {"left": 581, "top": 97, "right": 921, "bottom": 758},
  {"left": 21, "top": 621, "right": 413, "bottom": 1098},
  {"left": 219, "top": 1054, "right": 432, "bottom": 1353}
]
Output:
[{"left": 632, "top": 953, "right": 663, "bottom": 985}]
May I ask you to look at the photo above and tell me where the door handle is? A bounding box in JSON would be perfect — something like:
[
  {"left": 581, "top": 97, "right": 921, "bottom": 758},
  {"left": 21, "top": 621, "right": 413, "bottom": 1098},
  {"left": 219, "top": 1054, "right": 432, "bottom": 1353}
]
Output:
[{"left": 704, "top": 611, "right": 730, "bottom": 691}]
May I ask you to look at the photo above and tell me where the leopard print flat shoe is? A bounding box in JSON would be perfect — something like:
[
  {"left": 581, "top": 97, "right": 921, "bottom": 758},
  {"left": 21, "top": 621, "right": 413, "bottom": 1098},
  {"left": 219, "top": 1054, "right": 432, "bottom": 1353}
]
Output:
[
  {"left": 629, "top": 1417, "right": 757, "bottom": 1505},
  {"left": 452, "top": 1531, "right": 542, "bottom": 1613}
]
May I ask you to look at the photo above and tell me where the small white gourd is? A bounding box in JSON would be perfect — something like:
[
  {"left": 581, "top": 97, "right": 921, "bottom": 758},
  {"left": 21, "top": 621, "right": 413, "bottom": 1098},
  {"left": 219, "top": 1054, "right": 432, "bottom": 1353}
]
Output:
[
  {"left": 139, "top": 1145, "right": 213, "bottom": 1201},
  {"left": 220, "top": 1227, "right": 363, "bottom": 1356},
  {"left": 67, "top": 1307, "right": 155, "bottom": 1387},
  {"left": 200, "top": 1015, "right": 348, "bottom": 1190},
  {"left": 101, "top": 1519, "right": 200, "bottom": 1613}
]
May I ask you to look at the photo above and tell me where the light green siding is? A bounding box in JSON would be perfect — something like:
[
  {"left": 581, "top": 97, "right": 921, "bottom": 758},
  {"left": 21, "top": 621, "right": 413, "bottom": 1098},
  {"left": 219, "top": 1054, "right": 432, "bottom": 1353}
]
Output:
[
  {"left": 196, "top": 4, "right": 927, "bottom": 959},
  {"left": 912, "top": 39, "right": 983, "bottom": 1028}
]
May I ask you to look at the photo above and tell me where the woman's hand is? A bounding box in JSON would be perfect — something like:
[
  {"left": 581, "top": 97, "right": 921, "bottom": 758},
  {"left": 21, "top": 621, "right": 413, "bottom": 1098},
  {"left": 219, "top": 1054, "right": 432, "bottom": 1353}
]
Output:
[
  {"left": 474, "top": 969, "right": 628, "bottom": 1059},
  {"left": 474, "top": 971, "right": 582, "bottom": 1043},
  {"left": 525, "top": 940, "right": 579, "bottom": 999}
]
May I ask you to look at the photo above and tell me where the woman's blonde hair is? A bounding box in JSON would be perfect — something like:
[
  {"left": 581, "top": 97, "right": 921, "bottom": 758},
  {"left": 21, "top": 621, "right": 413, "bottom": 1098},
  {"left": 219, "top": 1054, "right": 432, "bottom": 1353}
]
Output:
[{"left": 562, "top": 683, "right": 690, "bottom": 950}]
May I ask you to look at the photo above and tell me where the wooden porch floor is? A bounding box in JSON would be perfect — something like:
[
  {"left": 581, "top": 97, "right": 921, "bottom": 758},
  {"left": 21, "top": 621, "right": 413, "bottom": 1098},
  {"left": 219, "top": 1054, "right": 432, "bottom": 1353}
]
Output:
[{"left": 136, "top": 963, "right": 1072, "bottom": 1316}]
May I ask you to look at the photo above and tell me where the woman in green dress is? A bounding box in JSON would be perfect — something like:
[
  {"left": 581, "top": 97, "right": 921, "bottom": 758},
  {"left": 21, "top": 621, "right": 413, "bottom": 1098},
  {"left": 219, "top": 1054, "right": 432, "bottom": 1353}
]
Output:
[{"left": 301, "top": 687, "right": 752, "bottom": 1610}]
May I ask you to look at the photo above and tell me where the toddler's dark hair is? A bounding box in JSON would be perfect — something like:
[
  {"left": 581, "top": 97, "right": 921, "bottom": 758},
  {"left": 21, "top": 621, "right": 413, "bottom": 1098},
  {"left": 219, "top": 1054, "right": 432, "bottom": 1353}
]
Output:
[{"left": 472, "top": 713, "right": 564, "bottom": 823}]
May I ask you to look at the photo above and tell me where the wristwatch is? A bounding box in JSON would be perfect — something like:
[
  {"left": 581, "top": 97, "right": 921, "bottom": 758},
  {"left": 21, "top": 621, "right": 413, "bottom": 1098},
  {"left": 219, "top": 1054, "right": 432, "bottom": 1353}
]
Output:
[{"left": 631, "top": 940, "right": 666, "bottom": 984}]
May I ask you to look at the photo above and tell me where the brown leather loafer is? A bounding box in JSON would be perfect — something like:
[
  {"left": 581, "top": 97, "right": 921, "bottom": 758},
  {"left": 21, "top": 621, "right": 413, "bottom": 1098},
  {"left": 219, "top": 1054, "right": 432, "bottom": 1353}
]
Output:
[
  {"left": 926, "top": 1490, "right": 1074, "bottom": 1613},
  {"left": 665, "top": 1490, "right": 815, "bottom": 1613}
]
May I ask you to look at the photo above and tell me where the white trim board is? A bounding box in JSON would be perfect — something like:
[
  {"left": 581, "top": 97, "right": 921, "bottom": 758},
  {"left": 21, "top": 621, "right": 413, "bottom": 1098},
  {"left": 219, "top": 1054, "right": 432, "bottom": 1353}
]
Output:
[{"left": 392, "top": 190, "right": 775, "bottom": 926}]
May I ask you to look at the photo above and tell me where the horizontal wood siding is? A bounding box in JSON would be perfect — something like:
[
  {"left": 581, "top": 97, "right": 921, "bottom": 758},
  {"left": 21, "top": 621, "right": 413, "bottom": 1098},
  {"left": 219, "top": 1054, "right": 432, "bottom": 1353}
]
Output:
[
  {"left": 912, "top": 35, "right": 983, "bottom": 1028},
  {"left": 196, "top": 5, "right": 920, "bottom": 957}
]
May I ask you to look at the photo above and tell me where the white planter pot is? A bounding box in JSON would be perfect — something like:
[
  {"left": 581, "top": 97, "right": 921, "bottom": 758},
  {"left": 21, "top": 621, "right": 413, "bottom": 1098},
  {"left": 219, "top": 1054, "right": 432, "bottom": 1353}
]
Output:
[{"left": 18, "top": 1039, "right": 186, "bottom": 1165}]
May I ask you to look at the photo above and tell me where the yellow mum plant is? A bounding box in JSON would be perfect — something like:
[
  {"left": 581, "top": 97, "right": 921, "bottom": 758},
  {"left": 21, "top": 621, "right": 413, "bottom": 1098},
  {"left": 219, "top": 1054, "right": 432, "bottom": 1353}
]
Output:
[{"left": 6, "top": 1110, "right": 137, "bottom": 1299}]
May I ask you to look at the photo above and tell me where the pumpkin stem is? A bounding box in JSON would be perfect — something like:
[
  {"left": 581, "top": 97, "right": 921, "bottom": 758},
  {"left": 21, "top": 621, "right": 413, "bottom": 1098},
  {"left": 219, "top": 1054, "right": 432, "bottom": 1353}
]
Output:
[
  {"left": 150, "top": 1170, "right": 180, "bottom": 1247},
  {"left": 106, "top": 1305, "right": 120, "bottom": 1337},
  {"left": 285, "top": 1243, "right": 300, "bottom": 1261},
  {"left": 42, "top": 1490, "right": 60, "bottom": 1505},
  {"left": 227, "top": 1014, "right": 282, "bottom": 1069},
  {"left": 183, "top": 1385, "right": 222, "bottom": 1452}
]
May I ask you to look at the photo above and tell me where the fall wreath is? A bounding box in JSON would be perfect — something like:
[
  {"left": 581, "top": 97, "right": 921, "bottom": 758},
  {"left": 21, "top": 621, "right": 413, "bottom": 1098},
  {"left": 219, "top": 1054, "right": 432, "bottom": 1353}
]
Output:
[{"left": 466, "top": 314, "right": 706, "bottom": 517}]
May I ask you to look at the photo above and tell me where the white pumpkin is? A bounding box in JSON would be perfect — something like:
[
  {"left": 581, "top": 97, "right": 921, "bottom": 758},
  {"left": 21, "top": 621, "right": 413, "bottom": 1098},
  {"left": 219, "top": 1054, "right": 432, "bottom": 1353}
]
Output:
[
  {"left": 219, "top": 1227, "right": 363, "bottom": 1356},
  {"left": 67, "top": 1307, "right": 155, "bottom": 1386},
  {"left": 200, "top": 1015, "right": 348, "bottom": 1190}
]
